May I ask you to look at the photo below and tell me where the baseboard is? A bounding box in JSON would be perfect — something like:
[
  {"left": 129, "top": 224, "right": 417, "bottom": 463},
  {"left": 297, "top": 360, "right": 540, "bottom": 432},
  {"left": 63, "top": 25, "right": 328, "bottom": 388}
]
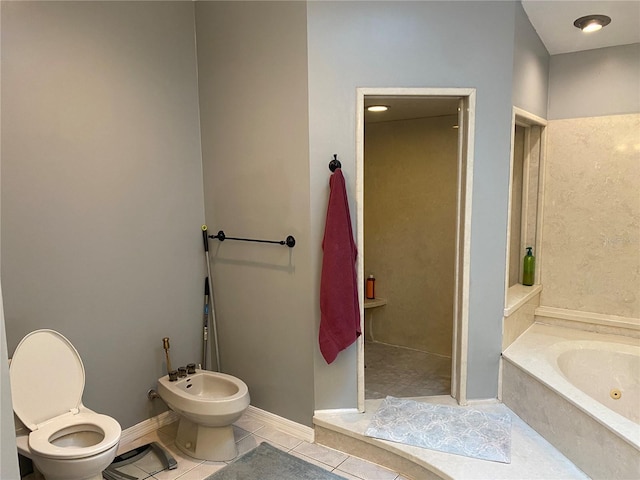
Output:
[
  {"left": 314, "top": 408, "right": 360, "bottom": 415},
  {"left": 244, "top": 406, "right": 315, "bottom": 443},
  {"left": 119, "top": 410, "right": 179, "bottom": 452},
  {"left": 119, "top": 405, "right": 314, "bottom": 451}
]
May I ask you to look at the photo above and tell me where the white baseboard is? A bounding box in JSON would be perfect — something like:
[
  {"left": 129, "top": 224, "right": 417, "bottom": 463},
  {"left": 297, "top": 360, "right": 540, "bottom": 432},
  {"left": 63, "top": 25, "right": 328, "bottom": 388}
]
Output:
[
  {"left": 118, "top": 410, "right": 179, "bottom": 453},
  {"left": 244, "top": 406, "right": 315, "bottom": 443},
  {"left": 119, "top": 405, "right": 314, "bottom": 452},
  {"left": 314, "top": 408, "right": 360, "bottom": 416}
]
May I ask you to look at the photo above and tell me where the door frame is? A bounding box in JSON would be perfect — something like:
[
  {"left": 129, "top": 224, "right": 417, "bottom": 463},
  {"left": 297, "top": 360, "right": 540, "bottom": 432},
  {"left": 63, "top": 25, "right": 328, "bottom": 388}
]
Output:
[{"left": 355, "top": 87, "right": 476, "bottom": 411}]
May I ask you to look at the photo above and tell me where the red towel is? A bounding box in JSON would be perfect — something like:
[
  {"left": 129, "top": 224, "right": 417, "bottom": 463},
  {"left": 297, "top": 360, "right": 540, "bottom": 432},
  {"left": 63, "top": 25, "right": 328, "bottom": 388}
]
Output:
[{"left": 320, "top": 168, "right": 361, "bottom": 364}]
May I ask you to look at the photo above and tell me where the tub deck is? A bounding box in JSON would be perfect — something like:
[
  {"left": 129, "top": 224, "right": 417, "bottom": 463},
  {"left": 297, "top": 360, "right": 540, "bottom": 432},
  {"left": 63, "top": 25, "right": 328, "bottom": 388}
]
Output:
[{"left": 502, "top": 323, "right": 640, "bottom": 480}]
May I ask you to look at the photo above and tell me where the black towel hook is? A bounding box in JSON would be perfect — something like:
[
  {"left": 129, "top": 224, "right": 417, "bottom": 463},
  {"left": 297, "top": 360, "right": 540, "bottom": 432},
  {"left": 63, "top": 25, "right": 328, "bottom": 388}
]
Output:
[{"left": 329, "top": 154, "right": 341, "bottom": 172}]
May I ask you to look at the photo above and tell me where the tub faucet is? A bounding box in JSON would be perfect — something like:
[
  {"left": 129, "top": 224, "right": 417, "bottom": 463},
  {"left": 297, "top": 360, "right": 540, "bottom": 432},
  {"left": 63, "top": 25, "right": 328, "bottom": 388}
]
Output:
[{"left": 163, "top": 337, "right": 172, "bottom": 374}]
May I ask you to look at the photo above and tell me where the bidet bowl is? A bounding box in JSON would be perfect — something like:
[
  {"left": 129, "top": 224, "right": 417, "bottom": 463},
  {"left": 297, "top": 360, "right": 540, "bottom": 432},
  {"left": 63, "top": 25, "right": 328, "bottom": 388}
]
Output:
[{"left": 157, "top": 370, "right": 250, "bottom": 427}]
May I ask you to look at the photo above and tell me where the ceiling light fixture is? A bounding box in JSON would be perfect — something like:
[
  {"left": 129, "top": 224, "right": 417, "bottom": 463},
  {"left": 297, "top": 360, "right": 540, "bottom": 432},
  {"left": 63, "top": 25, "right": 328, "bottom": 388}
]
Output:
[
  {"left": 367, "top": 105, "right": 389, "bottom": 112},
  {"left": 573, "top": 14, "right": 611, "bottom": 33}
]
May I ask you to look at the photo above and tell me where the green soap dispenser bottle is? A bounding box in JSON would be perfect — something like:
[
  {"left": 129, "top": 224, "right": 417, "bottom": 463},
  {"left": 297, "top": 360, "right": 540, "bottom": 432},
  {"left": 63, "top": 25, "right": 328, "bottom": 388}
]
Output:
[{"left": 523, "top": 247, "right": 535, "bottom": 286}]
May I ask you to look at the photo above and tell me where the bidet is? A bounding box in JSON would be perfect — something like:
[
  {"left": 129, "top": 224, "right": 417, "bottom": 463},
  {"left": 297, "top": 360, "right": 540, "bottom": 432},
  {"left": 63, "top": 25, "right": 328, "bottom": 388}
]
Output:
[{"left": 157, "top": 369, "right": 249, "bottom": 461}]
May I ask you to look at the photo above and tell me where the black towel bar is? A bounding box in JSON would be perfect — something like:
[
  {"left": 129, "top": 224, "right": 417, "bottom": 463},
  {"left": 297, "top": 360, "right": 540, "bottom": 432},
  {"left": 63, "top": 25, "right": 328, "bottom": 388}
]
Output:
[{"left": 209, "top": 230, "right": 296, "bottom": 248}]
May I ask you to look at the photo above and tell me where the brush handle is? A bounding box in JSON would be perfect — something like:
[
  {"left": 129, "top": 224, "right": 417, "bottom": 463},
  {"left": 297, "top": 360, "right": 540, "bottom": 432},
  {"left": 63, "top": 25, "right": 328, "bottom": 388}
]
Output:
[{"left": 202, "top": 225, "right": 209, "bottom": 252}]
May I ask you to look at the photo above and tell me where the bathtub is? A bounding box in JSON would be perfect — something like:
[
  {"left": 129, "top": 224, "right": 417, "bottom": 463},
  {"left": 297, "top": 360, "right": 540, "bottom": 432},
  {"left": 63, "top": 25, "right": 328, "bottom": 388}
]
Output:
[{"left": 502, "top": 323, "right": 640, "bottom": 479}]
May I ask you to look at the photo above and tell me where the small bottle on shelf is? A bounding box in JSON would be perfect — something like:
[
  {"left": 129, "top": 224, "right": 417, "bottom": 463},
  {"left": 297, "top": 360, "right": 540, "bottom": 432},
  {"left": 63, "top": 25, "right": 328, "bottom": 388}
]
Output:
[
  {"left": 366, "top": 275, "right": 376, "bottom": 299},
  {"left": 522, "top": 247, "right": 535, "bottom": 286}
]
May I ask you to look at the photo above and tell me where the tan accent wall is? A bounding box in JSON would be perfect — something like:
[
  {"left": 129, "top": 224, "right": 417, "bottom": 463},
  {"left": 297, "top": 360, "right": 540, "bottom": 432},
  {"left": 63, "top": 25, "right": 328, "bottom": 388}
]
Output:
[
  {"left": 508, "top": 125, "right": 525, "bottom": 286},
  {"left": 364, "top": 115, "right": 458, "bottom": 357}
]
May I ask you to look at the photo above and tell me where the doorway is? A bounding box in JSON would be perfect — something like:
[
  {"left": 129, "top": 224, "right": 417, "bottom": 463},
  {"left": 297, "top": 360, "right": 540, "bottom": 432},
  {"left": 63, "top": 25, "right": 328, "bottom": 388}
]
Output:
[{"left": 355, "top": 88, "right": 475, "bottom": 411}]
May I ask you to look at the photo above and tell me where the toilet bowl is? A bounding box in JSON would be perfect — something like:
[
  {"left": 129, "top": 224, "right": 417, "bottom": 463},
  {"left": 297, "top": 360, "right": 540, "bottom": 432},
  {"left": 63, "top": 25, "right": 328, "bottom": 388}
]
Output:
[
  {"left": 9, "top": 329, "right": 121, "bottom": 480},
  {"left": 157, "top": 370, "right": 249, "bottom": 461}
]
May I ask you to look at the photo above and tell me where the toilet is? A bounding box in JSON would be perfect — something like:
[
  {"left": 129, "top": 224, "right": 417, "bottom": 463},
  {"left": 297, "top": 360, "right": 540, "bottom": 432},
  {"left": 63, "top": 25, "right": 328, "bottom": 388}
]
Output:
[
  {"left": 9, "top": 329, "right": 121, "bottom": 480},
  {"left": 157, "top": 369, "right": 249, "bottom": 461}
]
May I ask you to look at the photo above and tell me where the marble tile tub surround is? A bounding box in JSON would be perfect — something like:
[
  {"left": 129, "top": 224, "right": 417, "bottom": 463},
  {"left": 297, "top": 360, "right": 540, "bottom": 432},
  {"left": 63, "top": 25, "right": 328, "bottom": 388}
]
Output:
[
  {"left": 503, "top": 286, "right": 541, "bottom": 350},
  {"left": 503, "top": 362, "right": 639, "bottom": 480},
  {"left": 541, "top": 113, "right": 640, "bottom": 320},
  {"left": 502, "top": 323, "right": 640, "bottom": 479}
]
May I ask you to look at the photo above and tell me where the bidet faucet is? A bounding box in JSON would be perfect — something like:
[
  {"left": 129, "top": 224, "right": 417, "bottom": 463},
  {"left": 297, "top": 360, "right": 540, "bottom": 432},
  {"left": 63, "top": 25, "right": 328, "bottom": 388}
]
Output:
[{"left": 163, "top": 337, "right": 172, "bottom": 373}]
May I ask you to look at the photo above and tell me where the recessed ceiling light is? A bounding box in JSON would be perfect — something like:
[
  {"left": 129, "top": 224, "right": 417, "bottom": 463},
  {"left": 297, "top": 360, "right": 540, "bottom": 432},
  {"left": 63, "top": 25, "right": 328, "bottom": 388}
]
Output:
[
  {"left": 573, "top": 14, "right": 611, "bottom": 33},
  {"left": 367, "top": 105, "right": 389, "bottom": 112}
]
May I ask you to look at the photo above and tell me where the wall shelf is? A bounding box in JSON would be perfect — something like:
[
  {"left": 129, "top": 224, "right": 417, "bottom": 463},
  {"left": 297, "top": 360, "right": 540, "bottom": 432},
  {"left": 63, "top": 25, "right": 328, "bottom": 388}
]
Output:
[
  {"left": 364, "top": 297, "right": 387, "bottom": 309},
  {"left": 504, "top": 284, "right": 542, "bottom": 317}
]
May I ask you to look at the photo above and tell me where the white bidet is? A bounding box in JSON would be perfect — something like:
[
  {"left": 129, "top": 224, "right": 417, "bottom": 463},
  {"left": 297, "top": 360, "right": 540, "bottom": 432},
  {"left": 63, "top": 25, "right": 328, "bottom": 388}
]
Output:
[{"left": 157, "top": 370, "right": 249, "bottom": 461}]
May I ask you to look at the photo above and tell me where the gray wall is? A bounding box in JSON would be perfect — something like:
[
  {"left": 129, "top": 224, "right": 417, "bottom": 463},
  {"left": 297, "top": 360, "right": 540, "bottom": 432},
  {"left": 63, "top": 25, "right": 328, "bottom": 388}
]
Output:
[
  {"left": 0, "top": 5, "right": 19, "bottom": 476},
  {"left": 512, "top": 1, "right": 549, "bottom": 118},
  {"left": 1, "top": 288, "right": 19, "bottom": 480},
  {"left": 548, "top": 43, "right": 640, "bottom": 120},
  {"left": 1, "top": 2, "right": 205, "bottom": 429},
  {"left": 1, "top": 4, "right": 20, "bottom": 476},
  {"left": 0, "top": 1, "right": 554, "bottom": 438},
  {"left": 194, "top": 2, "right": 314, "bottom": 426},
  {"left": 308, "top": 1, "right": 519, "bottom": 407}
]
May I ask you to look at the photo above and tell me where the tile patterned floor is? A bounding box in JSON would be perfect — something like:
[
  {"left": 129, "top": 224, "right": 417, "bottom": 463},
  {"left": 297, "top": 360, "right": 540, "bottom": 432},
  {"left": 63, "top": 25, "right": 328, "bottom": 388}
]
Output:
[
  {"left": 365, "top": 341, "right": 451, "bottom": 399},
  {"left": 105, "top": 413, "right": 409, "bottom": 480}
]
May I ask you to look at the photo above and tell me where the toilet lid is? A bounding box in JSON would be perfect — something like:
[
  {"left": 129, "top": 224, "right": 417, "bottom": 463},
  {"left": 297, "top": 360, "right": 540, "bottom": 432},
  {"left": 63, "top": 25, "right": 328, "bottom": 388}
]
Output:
[{"left": 9, "top": 329, "right": 85, "bottom": 431}]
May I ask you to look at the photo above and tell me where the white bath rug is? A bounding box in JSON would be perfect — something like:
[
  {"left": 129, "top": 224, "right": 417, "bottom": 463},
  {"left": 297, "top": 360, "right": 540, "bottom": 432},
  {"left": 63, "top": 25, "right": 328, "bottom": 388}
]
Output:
[{"left": 365, "top": 396, "right": 512, "bottom": 463}]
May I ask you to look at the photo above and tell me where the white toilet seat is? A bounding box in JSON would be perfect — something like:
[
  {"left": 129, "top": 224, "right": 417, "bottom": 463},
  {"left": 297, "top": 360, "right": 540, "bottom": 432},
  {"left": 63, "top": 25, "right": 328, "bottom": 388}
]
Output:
[
  {"left": 28, "top": 412, "right": 121, "bottom": 460},
  {"left": 10, "top": 329, "right": 121, "bottom": 463}
]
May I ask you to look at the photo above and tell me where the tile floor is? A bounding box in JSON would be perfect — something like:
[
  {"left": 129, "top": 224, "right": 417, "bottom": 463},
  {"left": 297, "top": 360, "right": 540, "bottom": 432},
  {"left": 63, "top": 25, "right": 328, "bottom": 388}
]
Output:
[
  {"left": 104, "top": 413, "right": 408, "bottom": 480},
  {"left": 364, "top": 341, "right": 451, "bottom": 399}
]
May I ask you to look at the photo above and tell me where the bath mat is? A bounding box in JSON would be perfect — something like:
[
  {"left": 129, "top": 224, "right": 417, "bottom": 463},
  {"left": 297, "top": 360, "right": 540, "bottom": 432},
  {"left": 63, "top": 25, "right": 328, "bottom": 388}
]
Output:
[
  {"left": 365, "top": 396, "right": 512, "bottom": 463},
  {"left": 204, "top": 442, "right": 347, "bottom": 480}
]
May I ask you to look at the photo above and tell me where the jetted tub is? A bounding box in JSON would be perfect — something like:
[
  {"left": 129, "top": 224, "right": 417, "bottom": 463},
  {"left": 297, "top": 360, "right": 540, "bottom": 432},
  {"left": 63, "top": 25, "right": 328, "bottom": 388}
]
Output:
[{"left": 502, "top": 323, "right": 640, "bottom": 479}]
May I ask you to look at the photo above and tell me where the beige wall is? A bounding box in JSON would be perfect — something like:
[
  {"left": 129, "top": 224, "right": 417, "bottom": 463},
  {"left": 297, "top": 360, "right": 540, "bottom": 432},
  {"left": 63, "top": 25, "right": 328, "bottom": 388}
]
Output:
[
  {"left": 364, "top": 115, "right": 458, "bottom": 357},
  {"left": 508, "top": 125, "right": 525, "bottom": 287},
  {"left": 540, "top": 114, "right": 640, "bottom": 320}
]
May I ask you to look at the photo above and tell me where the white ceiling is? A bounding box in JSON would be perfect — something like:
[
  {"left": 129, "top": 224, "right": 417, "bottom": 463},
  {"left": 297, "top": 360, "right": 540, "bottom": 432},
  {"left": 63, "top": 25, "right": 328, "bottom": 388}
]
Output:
[{"left": 521, "top": 0, "right": 640, "bottom": 55}]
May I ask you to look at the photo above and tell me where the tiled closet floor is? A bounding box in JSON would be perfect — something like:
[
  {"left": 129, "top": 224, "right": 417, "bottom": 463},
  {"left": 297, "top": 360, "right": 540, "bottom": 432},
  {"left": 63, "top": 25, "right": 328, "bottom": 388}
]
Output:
[
  {"left": 365, "top": 341, "right": 451, "bottom": 399},
  {"left": 104, "top": 413, "right": 408, "bottom": 480}
]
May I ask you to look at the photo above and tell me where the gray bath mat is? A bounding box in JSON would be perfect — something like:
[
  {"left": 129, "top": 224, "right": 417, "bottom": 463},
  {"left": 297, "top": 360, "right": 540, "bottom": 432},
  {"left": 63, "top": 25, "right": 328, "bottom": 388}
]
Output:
[
  {"left": 205, "top": 442, "right": 347, "bottom": 480},
  {"left": 365, "top": 396, "right": 512, "bottom": 463}
]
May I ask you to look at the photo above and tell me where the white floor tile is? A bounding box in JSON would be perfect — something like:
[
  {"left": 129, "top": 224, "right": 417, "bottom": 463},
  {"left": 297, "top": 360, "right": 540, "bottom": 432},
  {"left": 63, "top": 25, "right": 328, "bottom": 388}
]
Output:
[
  {"left": 289, "top": 450, "right": 335, "bottom": 471},
  {"left": 234, "top": 432, "right": 264, "bottom": 457},
  {"left": 233, "top": 414, "right": 265, "bottom": 433},
  {"left": 170, "top": 460, "right": 226, "bottom": 480},
  {"left": 113, "top": 415, "right": 403, "bottom": 480},
  {"left": 149, "top": 442, "right": 204, "bottom": 480},
  {"left": 252, "top": 424, "right": 303, "bottom": 450},
  {"left": 292, "top": 441, "right": 349, "bottom": 468},
  {"left": 336, "top": 456, "right": 399, "bottom": 480}
]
